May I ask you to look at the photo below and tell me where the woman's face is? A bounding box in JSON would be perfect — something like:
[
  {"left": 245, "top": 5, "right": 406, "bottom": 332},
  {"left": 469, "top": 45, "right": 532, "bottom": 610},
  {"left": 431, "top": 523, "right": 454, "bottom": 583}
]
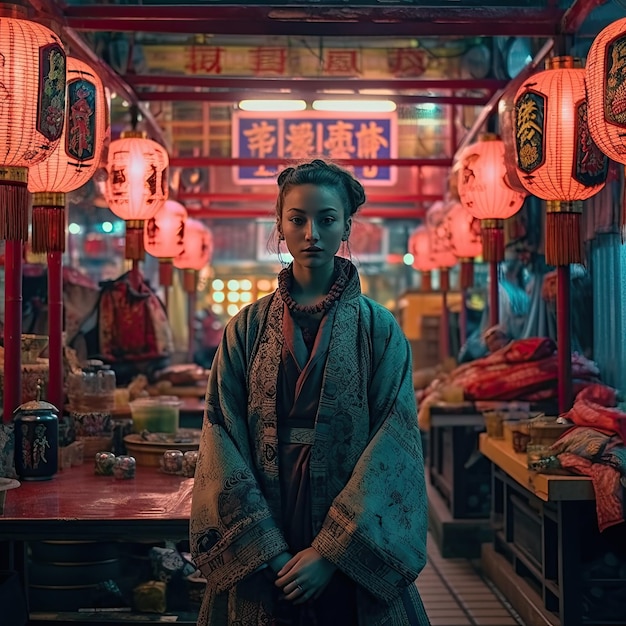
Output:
[{"left": 280, "top": 184, "right": 350, "bottom": 271}]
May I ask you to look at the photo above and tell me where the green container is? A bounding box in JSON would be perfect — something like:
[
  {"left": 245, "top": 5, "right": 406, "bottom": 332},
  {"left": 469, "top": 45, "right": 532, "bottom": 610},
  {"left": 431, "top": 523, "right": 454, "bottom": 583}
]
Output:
[{"left": 129, "top": 396, "right": 181, "bottom": 434}]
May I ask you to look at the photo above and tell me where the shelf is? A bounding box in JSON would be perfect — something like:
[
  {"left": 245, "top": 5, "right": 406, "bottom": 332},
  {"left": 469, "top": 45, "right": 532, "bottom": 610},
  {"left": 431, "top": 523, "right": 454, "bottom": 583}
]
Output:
[{"left": 479, "top": 434, "right": 595, "bottom": 502}]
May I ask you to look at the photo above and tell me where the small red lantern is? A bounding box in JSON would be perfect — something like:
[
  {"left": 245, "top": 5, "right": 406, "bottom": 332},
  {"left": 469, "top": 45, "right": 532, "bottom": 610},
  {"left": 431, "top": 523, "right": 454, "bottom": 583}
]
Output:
[
  {"left": 457, "top": 134, "right": 526, "bottom": 263},
  {"left": 28, "top": 57, "right": 108, "bottom": 253},
  {"left": 586, "top": 18, "right": 626, "bottom": 232},
  {"left": 0, "top": 5, "right": 66, "bottom": 241},
  {"left": 144, "top": 200, "right": 188, "bottom": 288},
  {"left": 445, "top": 201, "right": 483, "bottom": 289},
  {"left": 426, "top": 201, "right": 457, "bottom": 293},
  {"left": 514, "top": 56, "right": 608, "bottom": 265},
  {"left": 104, "top": 131, "right": 169, "bottom": 260},
  {"left": 174, "top": 218, "right": 213, "bottom": 293},
  {"left": 174, "top": 218, "right": 213, "bottom": 361},
  {"left": 409, "top": 226, "right": 436, "bottom": 292}
]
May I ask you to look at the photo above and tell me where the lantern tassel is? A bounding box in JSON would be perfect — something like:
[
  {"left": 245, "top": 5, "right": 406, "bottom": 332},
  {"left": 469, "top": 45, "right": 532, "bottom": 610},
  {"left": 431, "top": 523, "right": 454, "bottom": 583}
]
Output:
[
  {"left": 0, "top": 171, "right": 30, "bottom": 241},
  {"left": 459, "top": 258, "right": 475, "bottom": 290},
  {"left": 420, "top": 270, "right": 432, "bottom": 293},
  {"left": 159, "top": 259, "right": 174, "bottom": 287},
  {"left": 125, "top": 220, "right": 146, "bottom": 261},
  {"left": 480, "top": 220, "right": 504, "bottom": 263},
  {"left": 32, "top": 193, "right": 67, "bottom": 253},
  {"left": 545, "top": 202, "right": 583, "bottom": 266},
  {"left": 182, "top": 269, "right": 198, "bottom": 294}
]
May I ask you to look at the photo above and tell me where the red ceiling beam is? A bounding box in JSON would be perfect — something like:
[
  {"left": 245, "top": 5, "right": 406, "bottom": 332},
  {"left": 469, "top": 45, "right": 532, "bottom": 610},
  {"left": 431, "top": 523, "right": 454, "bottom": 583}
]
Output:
[
  {"left": 125, "top": 76, "right": 507, "bottom": 92},
  {"left": 169, "top": 157, "right": 452, "bottom": 168},
  {"left": 64, "top": 5, "right": 564, "bottom": 37},
  {"left": 139, "top": 91, "right": 491, "bottom": 106},
  {"left": 560, "top": 0, "right": 609, "bottom": 34}
]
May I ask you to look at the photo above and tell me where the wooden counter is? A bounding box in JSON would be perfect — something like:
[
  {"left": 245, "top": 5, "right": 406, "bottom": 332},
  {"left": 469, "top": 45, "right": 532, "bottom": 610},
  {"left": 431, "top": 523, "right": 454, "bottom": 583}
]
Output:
[
  {"left": 479, "top": 434, "right": 594, "bottom": 502},
  {"left": 0, "top": 464, "right": 196, "bottom": 624},
  {"left": 479, "top": 434, "right": 626, "bottom": 626}
]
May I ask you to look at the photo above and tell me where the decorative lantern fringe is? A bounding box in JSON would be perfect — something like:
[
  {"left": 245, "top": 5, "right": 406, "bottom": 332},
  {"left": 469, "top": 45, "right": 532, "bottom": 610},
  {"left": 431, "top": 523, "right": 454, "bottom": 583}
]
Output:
[
  {"left": 182, "top": 269, "right": 197, "bottom": 294},
  {"left": 481, "top": 225, "right": 504, "bottom": 263},
  {"left": 545, "top": 212, "right": 583, "bottom": 266},
  {"left": 420, "top": 271, "right": 432, "bottom": 293},
  {"left": 459, "top": 259, "right": 475, "bottom": 290},
  {"left": 32, "top": 204, "right": 65, "bottom": 253},
  {"left": 439, "top": 268, "right": 450, "bottom": 293},
  {"left": 0, "top": 178, "right": 30, "bottom": 241},
  {"left": 159, "top": 259, "right": 174, "bottom": 287},
  {"left": 125, "top": 220, "right": 145, "bottom": 261}
]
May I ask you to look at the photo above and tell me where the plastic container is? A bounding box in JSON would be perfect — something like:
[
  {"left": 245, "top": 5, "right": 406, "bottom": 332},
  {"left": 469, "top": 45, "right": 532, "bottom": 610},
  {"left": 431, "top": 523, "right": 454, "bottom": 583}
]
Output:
[{"left": 129, "top": 396, "right": 182, "bottom": 434}]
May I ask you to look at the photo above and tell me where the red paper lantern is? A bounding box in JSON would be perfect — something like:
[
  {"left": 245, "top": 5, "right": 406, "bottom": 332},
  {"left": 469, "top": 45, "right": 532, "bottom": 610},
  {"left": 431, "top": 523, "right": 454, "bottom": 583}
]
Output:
[
  {"left": 0, "top": 5, "right": 66, "bottom": 241},
  {"left": 457, "top": 134, "right": 526, "bottom": 263},
  {"left": 409, "top": 226, "right": 436, "bottom": 292},
  {"left": 425, "top": 201, "right": 457, "bottom": 293},
  {"left": 514, "top": 56, "right": 608, "bottom": 265},
  {"left": 586, "top": 18, "right": 626, "bottom": 232},
  {"left": 104, "top": 131, "right": 169, "bottom": 260},
  {"left": 174, "top": 218, "right": 213, "bottom": 293},
  {"left": 445, "top": 201, "right": 483, "bottom": 289},
  {"left": 144, "top": 199, "right": 188, "bottom": 287},
  {"left": 28, "top": 57, "right": 108, "bottom": 253}
]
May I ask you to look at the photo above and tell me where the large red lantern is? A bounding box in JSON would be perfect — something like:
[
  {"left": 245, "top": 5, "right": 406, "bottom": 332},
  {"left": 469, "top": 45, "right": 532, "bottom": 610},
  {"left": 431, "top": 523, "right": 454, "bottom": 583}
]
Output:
[
  {"left": 28, "top": 57, "right": 108, "bottom": 253},
  {"left": 514, "top": 56, "right": 608, "bottom": 414},
  {"left": 0, "top": 5, "right": 66, "bottom": 241},
  {"left": 0, "top": 5, "right": 66, "bottom": 422},
  {"left": 144, "top": 199, "right": 188, "bottom": 288},
  {"left": 514, "top": 56, "right": 608, "bottom": 266},
  {"left": 445, "top": 201, "right": 483, "bottom": 290},
  {"left": 27, "top": 56, "right": 108, "bottom": 412},
  {"left": 586, "top": 18, "right": 626, "bottom": 232},
  {"left": 457, "top": 134, "right": 526, "bottom": 264},
  {"left": 104, "top": 131, "right": 169, "bottom": 260}
]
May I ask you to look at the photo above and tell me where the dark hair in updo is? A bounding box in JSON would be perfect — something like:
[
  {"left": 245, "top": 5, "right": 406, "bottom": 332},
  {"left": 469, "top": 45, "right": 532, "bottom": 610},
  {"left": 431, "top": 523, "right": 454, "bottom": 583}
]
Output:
[{"left": 276, "top": 159, "right": 366, "bottom": 220}]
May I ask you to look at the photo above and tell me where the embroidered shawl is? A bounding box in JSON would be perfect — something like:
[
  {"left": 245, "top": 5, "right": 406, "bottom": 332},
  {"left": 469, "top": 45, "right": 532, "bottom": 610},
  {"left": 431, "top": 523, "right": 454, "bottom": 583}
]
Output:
[{"left": 190, "top": 265, "right": 429, "bottom": 625}]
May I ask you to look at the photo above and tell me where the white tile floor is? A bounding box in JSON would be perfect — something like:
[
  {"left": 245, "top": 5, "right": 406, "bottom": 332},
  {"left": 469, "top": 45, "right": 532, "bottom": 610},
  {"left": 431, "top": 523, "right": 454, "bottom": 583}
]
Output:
[{"left": 419, "top": 533, "right": 525, "bottom": 626}]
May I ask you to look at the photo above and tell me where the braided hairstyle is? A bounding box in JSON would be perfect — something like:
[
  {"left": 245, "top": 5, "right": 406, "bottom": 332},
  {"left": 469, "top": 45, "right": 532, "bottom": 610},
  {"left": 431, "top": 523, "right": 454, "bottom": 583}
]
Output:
[{"left": 276, "top": 159, "right": 366, "bottom": 225}]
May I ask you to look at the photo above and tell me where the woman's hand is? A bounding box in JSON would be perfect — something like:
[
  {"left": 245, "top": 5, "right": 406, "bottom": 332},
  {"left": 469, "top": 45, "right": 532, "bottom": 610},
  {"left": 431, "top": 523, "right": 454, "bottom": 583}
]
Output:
[{"left": 275, "top": 547, "right": 337, "bottom": 604}]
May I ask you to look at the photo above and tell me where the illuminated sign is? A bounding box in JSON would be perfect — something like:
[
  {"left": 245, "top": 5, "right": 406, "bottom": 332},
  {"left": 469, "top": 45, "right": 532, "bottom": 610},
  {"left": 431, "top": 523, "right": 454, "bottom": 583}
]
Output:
[{"left": 232, "top": 110, "right": 397, "bottom": 186}]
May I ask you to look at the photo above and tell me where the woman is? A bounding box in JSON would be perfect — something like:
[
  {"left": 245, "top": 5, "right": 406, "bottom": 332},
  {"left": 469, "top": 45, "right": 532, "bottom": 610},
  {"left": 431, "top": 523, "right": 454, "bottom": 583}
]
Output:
[{"left": 190, "top": 159, "right": 430, "bottom": 625}]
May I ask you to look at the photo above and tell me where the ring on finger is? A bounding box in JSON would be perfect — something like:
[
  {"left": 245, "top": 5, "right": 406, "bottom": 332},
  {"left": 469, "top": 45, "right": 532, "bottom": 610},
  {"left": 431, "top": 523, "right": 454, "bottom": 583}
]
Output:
[{"left": 296, "top": 584, "right": 304, "bottom": 592}]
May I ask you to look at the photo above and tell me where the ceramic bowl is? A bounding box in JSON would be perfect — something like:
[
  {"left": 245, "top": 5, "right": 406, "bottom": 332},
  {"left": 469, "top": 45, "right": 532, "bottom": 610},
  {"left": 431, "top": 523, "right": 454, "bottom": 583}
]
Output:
[{"left": 21, "top": 334, "right": 49, "bottom": 364}]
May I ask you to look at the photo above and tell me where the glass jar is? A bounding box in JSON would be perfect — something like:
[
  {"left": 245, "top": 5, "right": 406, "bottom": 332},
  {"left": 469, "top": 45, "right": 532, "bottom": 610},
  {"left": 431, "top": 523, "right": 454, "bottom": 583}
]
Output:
[{"left": 68, "top": 360, "right": 116, "bottom": 413}]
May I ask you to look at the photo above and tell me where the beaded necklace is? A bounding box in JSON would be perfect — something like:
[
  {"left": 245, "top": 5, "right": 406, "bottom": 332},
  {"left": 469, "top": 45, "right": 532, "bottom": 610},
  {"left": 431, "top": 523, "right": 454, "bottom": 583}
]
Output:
[{"left": 278, "top": 264, "right": 349, "bottom": 316}]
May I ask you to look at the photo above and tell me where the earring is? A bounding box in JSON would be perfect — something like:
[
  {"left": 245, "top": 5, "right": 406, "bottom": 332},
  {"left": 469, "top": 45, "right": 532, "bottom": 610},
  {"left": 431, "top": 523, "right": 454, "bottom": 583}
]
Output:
[
  {"left": 279, "top": 234, "right": 285, "bottom": 241},
  {"left": 342, "top": 234, "right": 348, "bottom": 241}
]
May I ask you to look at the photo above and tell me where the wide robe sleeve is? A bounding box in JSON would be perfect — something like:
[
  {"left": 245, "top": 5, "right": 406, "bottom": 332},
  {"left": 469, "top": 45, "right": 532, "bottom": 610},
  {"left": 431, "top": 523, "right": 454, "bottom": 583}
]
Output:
[
  {"left": 190, "top": 303, "right": 289, "bottom": 593},
  {"left": 311, "top": 303, "right": 428, "bottom": 602}
]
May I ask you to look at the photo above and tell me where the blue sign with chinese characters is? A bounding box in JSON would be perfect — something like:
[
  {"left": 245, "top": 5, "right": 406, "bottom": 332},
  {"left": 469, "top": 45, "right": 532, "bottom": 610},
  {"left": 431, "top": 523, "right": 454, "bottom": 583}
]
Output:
[{"left": 233, "top": 111, "right": 397, "bottom": 185}]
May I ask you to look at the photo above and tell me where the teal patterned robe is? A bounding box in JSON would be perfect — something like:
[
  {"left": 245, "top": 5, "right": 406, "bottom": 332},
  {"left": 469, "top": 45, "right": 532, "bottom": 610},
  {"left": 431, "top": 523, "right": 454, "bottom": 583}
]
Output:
[{"left": 190, "top": 265, "right": 429, "bottom": 625}]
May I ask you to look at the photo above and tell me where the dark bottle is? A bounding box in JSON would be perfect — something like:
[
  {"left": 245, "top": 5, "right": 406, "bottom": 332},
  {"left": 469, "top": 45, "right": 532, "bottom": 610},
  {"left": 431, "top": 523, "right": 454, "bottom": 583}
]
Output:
[{"left": 13, "top": 380, "right": 59, "bottom": 481}]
